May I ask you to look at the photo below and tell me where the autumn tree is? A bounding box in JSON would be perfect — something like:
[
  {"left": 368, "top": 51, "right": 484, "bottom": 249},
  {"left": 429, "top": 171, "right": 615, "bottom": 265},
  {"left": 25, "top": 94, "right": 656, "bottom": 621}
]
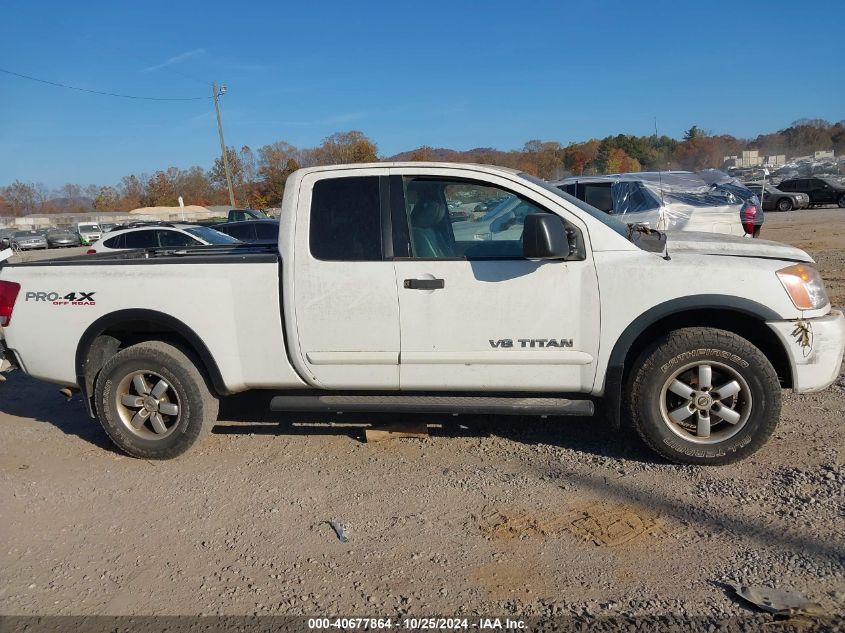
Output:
[
  {"left": 209, "top": 146, "right": 245, "bottom": 205},
  {"left": 146, "top": 170, "right": 177, "bottom": 206},
  {"left": 257, "top": 141, "right": 302, "bottom": 207},
  {"left": 605, "top": 148, "right": 641, "bottom": 173},
  {"left": 523, "top": 140, "right": 564, "bottom": 179},
  {"left": 2, "top": 181, "right": 36, "bottom": 216},
  {"left": 409, "top": 146, "right": 434, "bottom": 161},
  {"left": 313, "top": 131, "right": 377, "bottom": 165},
  {"left": 118, "top": 174, "right": 146, "bottom": 211},
  {"left": 177, "top": 166, "right": 214, "bottom": 206},
  {"left": 93, "top": 186, "right": 119, "bottom": 211}
]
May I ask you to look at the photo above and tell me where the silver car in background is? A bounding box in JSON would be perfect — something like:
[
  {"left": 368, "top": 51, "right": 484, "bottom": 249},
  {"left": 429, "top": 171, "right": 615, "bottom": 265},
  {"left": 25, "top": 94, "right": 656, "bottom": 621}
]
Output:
[{"left": 13, "top": 231, "right": 49, "bottom": 250}]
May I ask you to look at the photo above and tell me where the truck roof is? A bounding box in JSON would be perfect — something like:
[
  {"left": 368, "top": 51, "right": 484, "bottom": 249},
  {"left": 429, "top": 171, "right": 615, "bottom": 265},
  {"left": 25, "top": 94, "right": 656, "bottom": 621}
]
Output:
[{"left": 293, "top": 162, "right": 522, "bottom": 177}]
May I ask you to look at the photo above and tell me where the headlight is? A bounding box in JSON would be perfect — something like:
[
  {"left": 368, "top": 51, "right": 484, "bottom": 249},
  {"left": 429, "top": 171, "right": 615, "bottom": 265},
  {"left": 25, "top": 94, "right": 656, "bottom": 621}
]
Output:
[{"left": 776, "top": 264, "right": 829, "bottom": 310}]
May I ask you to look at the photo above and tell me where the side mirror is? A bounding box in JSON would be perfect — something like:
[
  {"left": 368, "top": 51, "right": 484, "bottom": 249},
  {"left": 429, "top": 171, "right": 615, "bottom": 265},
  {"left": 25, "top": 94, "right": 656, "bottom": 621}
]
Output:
[{"left": 522, "top": 214, "right": 571, "bottom": 260}]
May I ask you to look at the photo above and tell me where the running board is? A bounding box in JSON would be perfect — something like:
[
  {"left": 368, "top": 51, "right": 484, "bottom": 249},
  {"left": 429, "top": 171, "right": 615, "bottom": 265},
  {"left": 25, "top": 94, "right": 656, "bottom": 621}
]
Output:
[{"left": 269, "top": 395, "right": 594, "bottom": 416}]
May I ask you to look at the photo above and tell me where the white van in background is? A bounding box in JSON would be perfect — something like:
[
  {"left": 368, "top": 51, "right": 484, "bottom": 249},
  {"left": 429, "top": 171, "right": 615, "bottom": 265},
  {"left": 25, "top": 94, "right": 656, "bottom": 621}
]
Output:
[{"left": 76, "top": 222, "right": 102, "bottom": 245}]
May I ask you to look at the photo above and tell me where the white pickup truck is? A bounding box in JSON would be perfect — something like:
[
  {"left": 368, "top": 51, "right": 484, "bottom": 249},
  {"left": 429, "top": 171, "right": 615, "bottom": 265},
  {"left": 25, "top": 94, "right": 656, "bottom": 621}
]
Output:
[{"left": 1, "top": 163, "right": 843, "bottom": 465}]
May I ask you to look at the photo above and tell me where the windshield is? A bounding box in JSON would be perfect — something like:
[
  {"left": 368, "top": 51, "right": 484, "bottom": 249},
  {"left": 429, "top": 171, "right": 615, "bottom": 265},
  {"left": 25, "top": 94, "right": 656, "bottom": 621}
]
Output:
[
  {"left": 713, "top": 182, "right": 756, "bottom": 202},
  {"left": 480, "top": 196, "right": 517, "bottom": 221},
  {"left": 186, "top": 226, "right": 240, "bottom": 245},
  {"left": 518, "top": 172, "right": 628, "bottom": 238},
  {"left": 15, "top": 231, "right": 38, "bottom": 237},
  {"left": 79, "top": 224, "right": 100, "bottom": 232}
]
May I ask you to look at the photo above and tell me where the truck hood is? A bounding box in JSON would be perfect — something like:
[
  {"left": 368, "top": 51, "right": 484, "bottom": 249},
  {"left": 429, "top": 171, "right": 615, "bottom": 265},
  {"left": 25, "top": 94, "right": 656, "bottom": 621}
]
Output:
[{"left": 665, "top": 231, "right": 814, "bottom": 263}]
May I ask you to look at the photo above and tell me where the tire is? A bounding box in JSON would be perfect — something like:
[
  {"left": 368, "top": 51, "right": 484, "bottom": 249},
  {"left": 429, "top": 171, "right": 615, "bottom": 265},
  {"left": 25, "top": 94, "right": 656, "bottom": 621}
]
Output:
[
  {"left": 776, "top": 198, "right": 793, "bottom": 212},
  {"left": 838, "top": 194, "right": 845, "bottom": 208},
  {"left": 625, "top": 328, "right": 781, "bottom": 465},
  {"left": 94, "top": 340, "right": 218, "bottom": 459}
]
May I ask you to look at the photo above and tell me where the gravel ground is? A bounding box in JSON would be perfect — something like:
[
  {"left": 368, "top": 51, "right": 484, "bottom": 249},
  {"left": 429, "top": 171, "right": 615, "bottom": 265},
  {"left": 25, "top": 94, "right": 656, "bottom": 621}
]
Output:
[{"left": 1, "top": 209, "right": 843, "bottom": 627}]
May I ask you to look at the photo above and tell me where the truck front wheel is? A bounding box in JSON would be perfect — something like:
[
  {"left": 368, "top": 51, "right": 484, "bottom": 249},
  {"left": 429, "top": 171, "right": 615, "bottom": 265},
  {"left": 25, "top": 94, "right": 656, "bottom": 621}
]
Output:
[
  {"left": 94, "top": 341, "right": 219, "bottom": 459},
  {"left": 625, "top": 328, "right": 781, "bottom": 465}
]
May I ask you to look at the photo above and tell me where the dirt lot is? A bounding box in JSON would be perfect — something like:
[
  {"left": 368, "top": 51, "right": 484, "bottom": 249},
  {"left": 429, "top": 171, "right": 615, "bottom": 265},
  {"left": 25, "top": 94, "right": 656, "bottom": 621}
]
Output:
[{"left": 1, "top": 210, "right": 844, "bottom": 624}]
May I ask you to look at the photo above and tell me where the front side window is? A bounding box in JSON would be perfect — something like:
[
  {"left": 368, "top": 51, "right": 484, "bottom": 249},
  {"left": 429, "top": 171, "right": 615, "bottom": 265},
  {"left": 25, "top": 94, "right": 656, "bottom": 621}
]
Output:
[
  {"left": 400, "top": 178, "right": 547, "bottom": 259},
  {"left": 310, "top": 176, "right": 381, "bottom": 261}
]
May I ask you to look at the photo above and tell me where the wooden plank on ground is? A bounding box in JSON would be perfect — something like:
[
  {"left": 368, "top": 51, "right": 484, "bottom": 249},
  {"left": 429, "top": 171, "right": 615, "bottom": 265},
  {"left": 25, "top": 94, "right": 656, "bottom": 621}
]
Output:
[{"left": 364, "top": 422, "right": 429, "bottom": 443}]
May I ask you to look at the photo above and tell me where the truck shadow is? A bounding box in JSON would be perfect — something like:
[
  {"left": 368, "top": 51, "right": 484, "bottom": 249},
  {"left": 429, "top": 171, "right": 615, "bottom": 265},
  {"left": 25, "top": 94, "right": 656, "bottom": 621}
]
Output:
[
  {"left": 0, "top": 371, "right": 121, "bottom": 454},
  {"left": 215, "top": 390, "right": 659, "bottom": 464},
  {"left": 0, "top": 373, "right": 655, "bottom": 463}
]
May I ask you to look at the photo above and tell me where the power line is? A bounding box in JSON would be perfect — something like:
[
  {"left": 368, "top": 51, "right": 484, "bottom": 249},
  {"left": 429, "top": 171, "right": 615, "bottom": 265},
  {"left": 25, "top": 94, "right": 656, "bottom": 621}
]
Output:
[{"left": 0, "top": 67, "right": 212, "bottom": 101}]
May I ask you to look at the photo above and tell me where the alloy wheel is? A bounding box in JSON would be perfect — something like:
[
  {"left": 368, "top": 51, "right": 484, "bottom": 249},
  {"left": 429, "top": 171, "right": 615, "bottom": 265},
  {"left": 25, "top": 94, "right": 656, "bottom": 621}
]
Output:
[
  {"left": 115, "top": 371, "right": 181, "bottom": 439},
  {"left": 659, "top": 361, "right": 752, "bottom": 444}
]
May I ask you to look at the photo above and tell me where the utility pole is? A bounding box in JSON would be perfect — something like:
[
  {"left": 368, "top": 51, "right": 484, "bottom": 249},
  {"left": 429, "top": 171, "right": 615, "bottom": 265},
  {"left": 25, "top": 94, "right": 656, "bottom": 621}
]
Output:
[{"left": 212, "top": 82, "right": 236, "bottom": 208}]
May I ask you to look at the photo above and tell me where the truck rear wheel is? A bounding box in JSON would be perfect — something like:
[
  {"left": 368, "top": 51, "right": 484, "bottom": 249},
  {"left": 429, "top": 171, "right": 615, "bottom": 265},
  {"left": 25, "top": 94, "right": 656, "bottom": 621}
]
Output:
[
  {"left": 625, "top": 328, "right": 781, "bottom": 465},
  {"left": 94, "top": 341, "right": 218, "bottom": 459}
]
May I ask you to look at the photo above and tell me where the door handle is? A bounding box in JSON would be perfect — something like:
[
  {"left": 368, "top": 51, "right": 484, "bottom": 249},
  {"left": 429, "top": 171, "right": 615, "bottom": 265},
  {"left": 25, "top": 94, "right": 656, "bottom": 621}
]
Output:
[{"left": 404, "top": 278, "right": 445, "bottom": 290}]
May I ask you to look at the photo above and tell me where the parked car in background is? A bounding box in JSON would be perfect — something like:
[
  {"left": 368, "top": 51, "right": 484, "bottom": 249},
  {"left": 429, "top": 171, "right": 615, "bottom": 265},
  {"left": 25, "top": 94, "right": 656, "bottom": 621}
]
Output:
[
  {"left": 12, "top": 230, "right": 49, "bottom": 250},
  {"left": 451, "top": 195, "right": 540, "bottom": 245},
  {"left": 697, "top": 173, "right": 764, "bottom": 238},
  {"left": 777, "top": 177, "right": 845, "bottom": 207},
  {"left": 553, "top": 171, "right": 752, "bottom": 236},
  {"left": 227, "top": 209, "right": 269, "bottom": 222},
  {"left": 76, "top": 223, "right": 102, "bottom": 245},
  {"left": 745, "top": 183, "right": 809, "bottom": 212},
  {"left": 447, "top": 206, "right": 473, "bottom": 222},
  {"left": 0, "top": 229, "right": 14, "bottom": 250},
  {"left": 100, "top": 223, "right": 116, "bottom": 232},
  {"left": 46, "top": 228, "right": 81, "bottom": 248},
  {"left": 212, "top": 219, "right": 279, "bottom": 243},
  {"left": 87, "top": 223, "right": 240, "bottom": 253}
]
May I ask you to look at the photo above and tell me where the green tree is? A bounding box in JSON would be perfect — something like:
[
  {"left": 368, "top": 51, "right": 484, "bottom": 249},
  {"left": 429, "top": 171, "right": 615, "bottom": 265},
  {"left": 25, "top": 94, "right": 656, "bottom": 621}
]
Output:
[{"left": 683, "top": 126, "right": 701, "bottom": 142}]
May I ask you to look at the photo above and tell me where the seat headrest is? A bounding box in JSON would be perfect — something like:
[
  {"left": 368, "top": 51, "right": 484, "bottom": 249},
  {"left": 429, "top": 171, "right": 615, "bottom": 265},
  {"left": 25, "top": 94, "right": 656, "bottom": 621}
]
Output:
[
  {"left": 408, "top": 182, "right": 446, "bottom": 229},
  {"left": 412, "top": 198, "right": 446, "bottom": 228}
]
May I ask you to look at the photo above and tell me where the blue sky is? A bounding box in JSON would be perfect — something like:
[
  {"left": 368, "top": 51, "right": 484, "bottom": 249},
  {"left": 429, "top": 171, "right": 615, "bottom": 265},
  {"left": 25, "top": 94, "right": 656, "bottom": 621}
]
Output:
[{"left": 1, "top": 0, "right": 843, "bottom": 188}]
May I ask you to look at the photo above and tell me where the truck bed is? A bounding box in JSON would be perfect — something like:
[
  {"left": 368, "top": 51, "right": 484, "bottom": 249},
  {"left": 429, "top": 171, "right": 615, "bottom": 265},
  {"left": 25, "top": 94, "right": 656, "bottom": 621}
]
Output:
[{"left": 0, "top": 243, "right": 306, "bottom": 393}]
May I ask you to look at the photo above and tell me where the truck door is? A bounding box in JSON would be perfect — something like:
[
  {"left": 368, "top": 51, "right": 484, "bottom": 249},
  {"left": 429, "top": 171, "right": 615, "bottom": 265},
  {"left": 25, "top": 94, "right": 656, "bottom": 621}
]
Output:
[
  {"left": 292, "top": 171, "right": 401, "bottom": 389},
  {"left": 389, "top": 170, "right": 601, "bottom": 392}
]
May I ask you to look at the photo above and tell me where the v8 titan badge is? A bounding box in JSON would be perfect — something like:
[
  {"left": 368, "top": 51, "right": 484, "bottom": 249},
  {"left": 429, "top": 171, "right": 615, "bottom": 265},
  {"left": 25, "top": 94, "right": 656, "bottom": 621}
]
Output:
[{"left": 25, "top": 291, "right": 96, "bottom": 306}]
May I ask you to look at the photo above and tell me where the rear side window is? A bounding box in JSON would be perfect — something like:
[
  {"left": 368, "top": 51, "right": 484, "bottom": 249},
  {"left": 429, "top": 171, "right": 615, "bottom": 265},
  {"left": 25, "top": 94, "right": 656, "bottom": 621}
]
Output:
[
  {"left": 310, "top": 176, "right": 381, "bottom": 261},
  {"left": 582, "top": 183, "right": 614, "bottom": 212},
  {"left": 157, "top": 230, "right": 199, "bottom": 247},
  {"left": 123, "top": 230, "right": 157, "bottom": 249},
  {"left": 103, "top": 234, "right": 125, "bottom": 249}
]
